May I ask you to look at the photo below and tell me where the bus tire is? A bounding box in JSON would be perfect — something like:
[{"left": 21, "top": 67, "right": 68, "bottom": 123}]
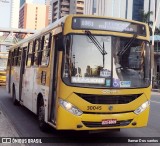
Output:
[
  {"left": 38, "top": 98, "right": 47, "bottom": 131},
  {"left": 12, "top": 86, "right": 19, "bottom": 105}
]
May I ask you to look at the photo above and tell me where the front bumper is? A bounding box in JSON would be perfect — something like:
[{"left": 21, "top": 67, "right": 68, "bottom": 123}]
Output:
[{"left": 56, "top": 106, "right": 149, "bottom": 130}]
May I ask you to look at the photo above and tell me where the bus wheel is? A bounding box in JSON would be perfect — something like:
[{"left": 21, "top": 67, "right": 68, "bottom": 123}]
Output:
[
  {"left": 38, "top": 98, "right": 47, "bottom": 131},
  {"left": 12, "top": 86, "right": 19, "bottom": 105}
]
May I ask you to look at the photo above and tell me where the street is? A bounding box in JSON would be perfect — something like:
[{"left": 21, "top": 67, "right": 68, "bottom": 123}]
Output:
[{"left": 0, "top": 86, "right": 160, "bottom": 146}]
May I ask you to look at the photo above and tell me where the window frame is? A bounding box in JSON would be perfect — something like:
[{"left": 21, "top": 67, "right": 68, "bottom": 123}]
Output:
[{"left": 39, "top": 33, "right": 52, "bottom": 67}]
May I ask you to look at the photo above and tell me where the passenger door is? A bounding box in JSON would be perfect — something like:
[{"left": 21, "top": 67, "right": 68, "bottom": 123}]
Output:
[
  {"left": 21, "top": 42, "right": 34, "bottom": 111},
  {"left": 6, "top": 51, "right": 12, "bottom": 93},
  {"left": 19, "top": 47, "right": 27, "bottom": 101},
  {"left": 49, "top": 34, "right": 62, "bottom": 123}
]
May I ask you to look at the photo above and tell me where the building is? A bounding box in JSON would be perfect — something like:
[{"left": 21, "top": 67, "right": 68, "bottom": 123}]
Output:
[
  {"left": 0, "top": 0, "right": 10, "bottom": 27},
  {"left": 132, "top": 0, "right": 144, "bottom": 21},
  {"left": 45, "top": 0, "right": 52, "bottom": 24},
  {"left": 84, "top": 0, "right": 160, "bottom": 27},
  {"left": 10, "top": 0, "right": 20, "bottom": 28},
  {"left": 84, "top": 0, "right": 133, "bottom": 20},
  {"left": 20, "top": 0, "right": 25, "bottom": 7},
  {"left": 19, "top": 2, "right": 49, "bottom": 30},
  {"left": 84, "top": 0, "right": 144, "bottom": 21},
  {"left": 51, "top": 0, "right": 84, "bottom": 22},
  {"left": 144, "top": 0, "right": 160, "bottom": 27}
]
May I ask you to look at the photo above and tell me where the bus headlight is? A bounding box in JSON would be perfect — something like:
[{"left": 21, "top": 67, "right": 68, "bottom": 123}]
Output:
[
  {"left": 134, "top": 101, "right": 150, "bottom": 115},
  {"left": 59, "top": 99, "right": 83, "bottom": 116}
]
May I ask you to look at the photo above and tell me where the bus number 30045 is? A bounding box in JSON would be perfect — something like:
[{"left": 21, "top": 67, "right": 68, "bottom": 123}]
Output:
[{"left": 87, "top": 106, "right": 102, "bottom": 110}]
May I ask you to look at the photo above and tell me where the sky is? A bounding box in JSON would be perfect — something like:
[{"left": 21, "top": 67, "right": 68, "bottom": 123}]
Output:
[
  {"left": 0, "top": 0, "right": 10, "bottom": 28},
  {"left": 32, "top": 0, "right": 45, "bottom": 4},
  {"left": 0, "top": 0, "right": 45, "bottom": 28}
]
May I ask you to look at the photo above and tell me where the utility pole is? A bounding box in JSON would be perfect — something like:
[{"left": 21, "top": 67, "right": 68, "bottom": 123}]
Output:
[
  {"left": 155, "top": 0, "right": 157, "bottom": 19},
  {"left": 148, "top": 0, "right": 151, "bottom": 22},
  {"left": 125, "top": 0, "right": 128, "bottom": 19}
]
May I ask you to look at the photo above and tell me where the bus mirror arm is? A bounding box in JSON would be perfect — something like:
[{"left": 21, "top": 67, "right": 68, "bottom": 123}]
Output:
[{"left": 56, "top": 34, "right": 64, "bottom": 51}]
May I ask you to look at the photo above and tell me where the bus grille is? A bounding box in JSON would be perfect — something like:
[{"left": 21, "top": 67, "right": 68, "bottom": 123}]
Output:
[
  {"left": 82, "top": 119, "right": 132, "bottom": 128},
  {"left": 76, "top": 93, "right": 142, "bottom": 104}
]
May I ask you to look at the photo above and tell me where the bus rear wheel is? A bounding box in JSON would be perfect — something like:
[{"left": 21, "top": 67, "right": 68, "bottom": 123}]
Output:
[{"left": 38, "top": 98, "right": 48, "bottom": 131}]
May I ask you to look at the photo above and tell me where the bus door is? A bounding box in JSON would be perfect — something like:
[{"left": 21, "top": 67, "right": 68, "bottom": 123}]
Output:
[
  {"left": 49, "top": 35, "right": 62, "bottom": 124},
  {"left": 7, "top": 51, "right": 12, "bottom": 93},
  {"left": 21, "top": 42, "right": 34, "bottom": 111},
  {"left": 19, "top": 47, "right": 27, "bottom": 101}
]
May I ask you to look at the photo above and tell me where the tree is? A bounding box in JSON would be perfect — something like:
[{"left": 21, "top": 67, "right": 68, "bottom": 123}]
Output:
[
  {"left": 140, "top": 10, "right": 153, "bottom": 35},
  {"left": 140, "top": 10, "right": 153, "bottom": 25}
]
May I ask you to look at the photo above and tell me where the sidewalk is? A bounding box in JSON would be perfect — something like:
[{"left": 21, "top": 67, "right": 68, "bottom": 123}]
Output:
[{"left": 0, "top": 104, "right": 25, "bottom": 146}]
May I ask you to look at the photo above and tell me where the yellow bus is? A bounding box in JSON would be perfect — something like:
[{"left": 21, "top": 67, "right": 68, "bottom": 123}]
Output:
[
  {"left": 0, "top": 52, "right": 8, "bottom": 85},
  {"left": 6, "top": 15, "right": 151, "bottom": 131}
]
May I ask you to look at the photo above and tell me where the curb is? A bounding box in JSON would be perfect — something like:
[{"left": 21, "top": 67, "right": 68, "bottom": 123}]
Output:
[{"left": 151, "top": 89, "right": 160, "bottom": 92}]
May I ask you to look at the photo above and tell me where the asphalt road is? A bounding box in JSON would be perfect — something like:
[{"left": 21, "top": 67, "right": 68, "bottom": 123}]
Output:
[{"left": 0, "top": 86, "right": 160, "bottom": 146}]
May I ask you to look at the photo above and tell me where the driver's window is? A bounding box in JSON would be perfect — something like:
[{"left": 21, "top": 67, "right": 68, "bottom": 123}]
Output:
[
  {"left": 63, "top": 35, "right": 72, "bottom": 77},
  {"left": 128, "top": 42, "right": 145, "bottom": 70},
  {"left": 40, "top": 33, "right": 52, "bottom": 66}
]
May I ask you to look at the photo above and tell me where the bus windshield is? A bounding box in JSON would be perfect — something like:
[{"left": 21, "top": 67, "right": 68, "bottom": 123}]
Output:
[{"left": 62, "top": 34, "right": 150, "bottom": 88}]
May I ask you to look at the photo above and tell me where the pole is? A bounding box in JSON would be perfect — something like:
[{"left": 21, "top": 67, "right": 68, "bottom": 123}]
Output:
[
  {"left": 119, "top": 0, "right": 121, "bottom": 18},
  {"left": 148, "top": 0, "right": 151, "bottom": 22},
  {"left": 125, "top": 0, "right": 128, "bottom": 19},
  {"left": 112, "top": 0, "right": 115, "bottom": 17},
  {"left": 155, "top": 0, "right": 157, "bottom": 19}
]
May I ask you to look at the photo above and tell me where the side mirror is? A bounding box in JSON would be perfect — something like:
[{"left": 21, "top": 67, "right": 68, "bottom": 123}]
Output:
[{"left": 56, "top": 34, "right": 64, "bottom": 51}]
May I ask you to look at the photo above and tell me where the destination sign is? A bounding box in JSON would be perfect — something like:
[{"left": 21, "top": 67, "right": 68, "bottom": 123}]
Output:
[{"left": 72, "top": 17, "right": 146, "bottom": 36}]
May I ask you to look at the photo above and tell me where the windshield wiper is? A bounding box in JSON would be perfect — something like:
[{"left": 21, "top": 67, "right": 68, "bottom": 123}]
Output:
[
  {"left": 85, "top": 30, "right": 107, "bottom": 67},
  {"left": 117, "top": 33, "right": 137, "bottom": 56}
]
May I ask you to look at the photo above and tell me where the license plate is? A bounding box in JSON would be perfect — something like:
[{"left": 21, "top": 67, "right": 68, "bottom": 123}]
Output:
[{"left": 102, "top": 119, "right": 117, "bottom": 125}]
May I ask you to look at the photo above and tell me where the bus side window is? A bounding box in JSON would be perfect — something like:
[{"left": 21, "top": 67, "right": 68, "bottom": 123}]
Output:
[
  {"left": 17, "top": 48, "right": 22, "bottom": 66},
  {"left": 11, "top": 51, "right": 14, "bottom": 66},
  {"left": 7, "top": 51, "right": 12, "bottom": 67},
  {"left": 40, "top": 33, "right": 51, "bottom": 66},
  {"left": 33, "top": 39, "right": 40, "bottom": 66},
  {"left": 26, "top": 42, "right": 33, "bottom": 67},
  {"left": 14, "top": 49, "right": 18, "bottom": 66},
  {"left": 15, "top": 48, "right": 20, "bottom": 66}
]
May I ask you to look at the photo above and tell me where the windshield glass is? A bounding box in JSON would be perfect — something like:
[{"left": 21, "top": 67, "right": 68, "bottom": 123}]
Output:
[{"left": 62, "top": 34, "right": 150, "bottom": 88}]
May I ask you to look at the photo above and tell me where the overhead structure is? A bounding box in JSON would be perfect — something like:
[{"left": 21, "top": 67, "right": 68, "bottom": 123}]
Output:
[{"left": 0, "top": 28, "right": 36, "bottom": 46}]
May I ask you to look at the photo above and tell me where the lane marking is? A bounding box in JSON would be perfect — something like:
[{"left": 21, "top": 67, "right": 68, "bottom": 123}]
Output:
[{"left": 151, "top": 100, "right": 160, "bottom": 104}]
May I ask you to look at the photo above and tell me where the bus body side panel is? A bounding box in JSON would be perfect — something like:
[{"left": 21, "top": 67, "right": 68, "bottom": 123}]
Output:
[
  {"left": 11, "top": 67, "right": 21, "bottom": 101},
  {"left": 21, "top": 67, "right": 35, "bottom": 111},
  {"left": 31, "top": 67, "right": 50, "bottom": 117}
]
